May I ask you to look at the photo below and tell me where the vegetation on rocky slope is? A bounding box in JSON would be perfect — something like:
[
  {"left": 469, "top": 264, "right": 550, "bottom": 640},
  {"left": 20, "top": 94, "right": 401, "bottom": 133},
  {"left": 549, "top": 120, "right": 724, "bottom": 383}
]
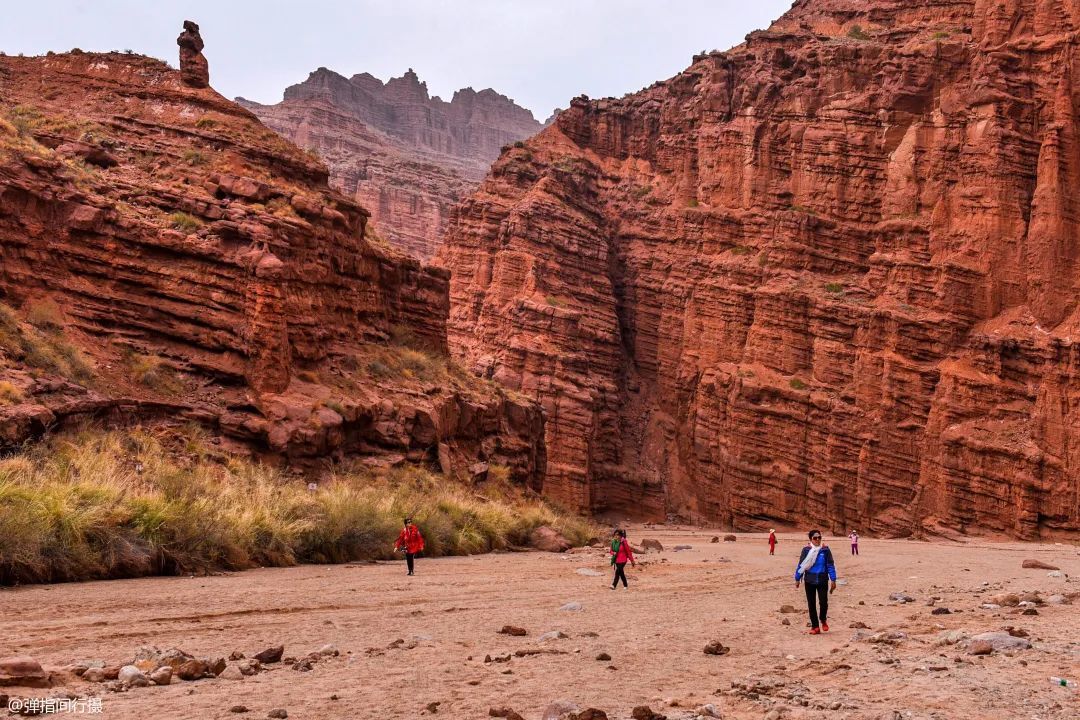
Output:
[{"left": 0, "top": 428, "right": 594, "bottom": 585}]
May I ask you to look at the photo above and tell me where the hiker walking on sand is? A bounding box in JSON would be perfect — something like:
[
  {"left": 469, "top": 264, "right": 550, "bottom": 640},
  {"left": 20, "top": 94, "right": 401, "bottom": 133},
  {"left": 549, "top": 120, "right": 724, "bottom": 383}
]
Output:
[
  {"left": 610, "top": 529, "right": 635, "bottom": 589},
  {"left": 394, "top": 517, "right": 425, "bottom": 576},
  {"left": 768, "top": 529, "right": 778, "bottom": 555},
  {"left": 849, "top": 530, "right": 859, "bottom": 556},
  {"left": 794, "top": 530, "right": 836, "bottom": 634}
]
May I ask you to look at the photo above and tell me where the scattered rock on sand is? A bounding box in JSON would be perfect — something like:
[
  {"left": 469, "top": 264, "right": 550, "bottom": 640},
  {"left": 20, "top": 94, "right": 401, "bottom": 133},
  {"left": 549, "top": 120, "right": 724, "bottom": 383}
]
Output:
[
  {"left": 0, "top": 656, "right": 51, "bottom": 688},
  {"left": 317, "top": 644, "right": 339, "bottom": 657},
  {"left": 968, "top": 631, "right": 1032, "bottom": 652},
  {"left": 1021, "top": 559, "right": 1059, "bottom": 570},
  {"left": 641, "top": 539, "right": 664, "bottom": 552},
  {"left": 489, "top": 708, "right": 525, "bottom": 720},
  {"left": 219, "top": 665, "right": 245, "bottom": 680},
  {"left": 989, "top": 593, "right": 1020, "bottom": 607},
  {"left": 118, "top": 665, "right": 148, "bottom": 687},
  {"left": 229, "top": 706, "right": 248, "bottom": 714},
  {"left": 149, "top": 667, "right": 172, "bottom": 685},
  {"left": 1047, "top": 570, "right": 1064, "bottom": 578},
  {"left": 499, "top": 626, "right": 528, "bottom": 637},
  {"left": 968, "top": 640, "right": 994, "bottom": 656},
  {"left": 573, "top": 710, "right": 608, "bottom": 720},
  {"left": 542, "top": 700, "right": 580, "bottom": 720},
  {"left": 936, "top": 630, "right": 969, "bottom": 646},
  {"left": 779, "top": 605, "right": 799, "bottom": 614},
  {"left": 703, "top": 641, "right": 730, "bottom": 656},
  {"left": 931, "top": 607, "right": 952, "bottom": 615},
  {"left": 723, "top": 535, "right": 737, "bottom": 542},
  {"left": 177, "top": 659, "right": 209, "bottom": 681},
  {"left": 710, "top": 536, "right": 720, "bottom": 543},
  {"left": 82, "top": 668, "right": 106, "bottom": 682},
  {"left": 575, "top": 568, "right": 603, "bottom": 577},
  {"left": 1046, "top": 594, "right": 1068, "bottom": 605},
  {"left": 850, "top": 621, "right": 871, "bottom": 629},
  {"left": 267, "top": 710, "right": 288, "bottom": 719},
  {"left": 696, "top": 704, "right": 720, "bottom": 718},
  {"left": 672, "top": 545, "right": 692, "bottom": 551},
  {"left": 530, "top": 526, "right": 572, "bottom": 553},
  {"left": 254, "top": 646, "right": 284, "bottom": 664},
  {"left": 559, "top": 602, "right": 583, "bottom": 612},
  {"left": 631, "top": 707, "right": 667, "bottom": 720},
  {"left": 889, "top": 593, "right": 915, "bottom": 604},
  {"left": 781, "top": 618, "right": 791, "bottom": 626},
  {"left": 595, "top": 653, "right": 611, "bottom": 661},
  {"left": 539, "top": 631, "right": 569, "bottom": 642}
]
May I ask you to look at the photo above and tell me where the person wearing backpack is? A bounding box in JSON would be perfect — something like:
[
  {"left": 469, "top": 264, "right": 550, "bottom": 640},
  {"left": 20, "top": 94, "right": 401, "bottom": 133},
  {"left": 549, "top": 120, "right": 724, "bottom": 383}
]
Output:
[
  {"left": 794, "top": 529, "right": 837, "bottom": 634},
  {"left": 610, "top": 529, "right": 636, "bottom": 589},
  {"left": 394, "top": 517, "right": 425, "bottom": 576}
]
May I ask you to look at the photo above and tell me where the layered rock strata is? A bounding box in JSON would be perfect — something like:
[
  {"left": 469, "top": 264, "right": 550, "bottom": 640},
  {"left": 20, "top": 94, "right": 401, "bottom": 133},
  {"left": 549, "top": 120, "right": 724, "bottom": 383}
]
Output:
[
  {"left": 440, "top": 0, "right": 1080, "bottom": 538},
  {"left": 241, "top": 68, "right": 543, "bottom": 260},
  {"left": 0, "top": 47, "right": 542, "bottom": 483}
]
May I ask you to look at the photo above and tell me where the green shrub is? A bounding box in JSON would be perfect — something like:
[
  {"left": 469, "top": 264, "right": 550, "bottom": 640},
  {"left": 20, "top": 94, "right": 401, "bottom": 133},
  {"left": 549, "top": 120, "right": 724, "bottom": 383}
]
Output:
[
  {"left": 825, "top": 282, "right": 845, "bottom": 294},
  {"left": 790, "top": 378, "right": 807, "bottom": 390}
]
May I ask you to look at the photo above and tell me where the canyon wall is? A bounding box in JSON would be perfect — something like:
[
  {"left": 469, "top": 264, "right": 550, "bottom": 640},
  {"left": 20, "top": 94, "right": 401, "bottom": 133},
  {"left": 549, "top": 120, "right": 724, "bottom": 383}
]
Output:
[
  {"left": 440, "top": 0, "right": 1080, "bottom": 538},
  {"left": 241, "top": 68, "right": 543, "bottom": 260},
  {"left": 0, "top": 47, "right": 543, "bottom": 483}
]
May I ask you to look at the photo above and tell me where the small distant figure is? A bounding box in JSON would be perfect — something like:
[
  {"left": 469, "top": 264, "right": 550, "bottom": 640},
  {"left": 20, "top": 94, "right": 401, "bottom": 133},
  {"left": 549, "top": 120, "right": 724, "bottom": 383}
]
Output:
[
  {"left": 610, "top": 529, "right": 636, "bottom": 590},
  {"left": 768, "top": 529, "right": 778, "bottom": 555},
  {"left": 394, "top": 517, "right": 425, "bottom": 576},
  {"left": 849, "top": 530, "right": 859, "bottom": 556},
  {"left": 794, "top": 529, "right": 837, "bottom": 634}
]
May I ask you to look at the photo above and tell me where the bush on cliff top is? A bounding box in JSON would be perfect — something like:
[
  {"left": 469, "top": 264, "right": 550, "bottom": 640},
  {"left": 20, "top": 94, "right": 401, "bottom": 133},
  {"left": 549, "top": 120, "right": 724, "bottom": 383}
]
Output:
[{"left": 0, "top": 429, "right": 594, "bottom": 585}]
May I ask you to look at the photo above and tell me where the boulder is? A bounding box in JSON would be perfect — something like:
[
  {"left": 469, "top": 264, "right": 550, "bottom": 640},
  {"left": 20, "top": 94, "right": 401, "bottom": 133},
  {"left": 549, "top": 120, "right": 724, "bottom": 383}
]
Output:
[
  {"left": 641, "top": 539, "right": 664, "bottom": 552},
  {"left": 489, "top": 708, "right": 526, "bottom": 720},
  {"left": 968, "top": 631, "right": 1032, "bottom": 652},
  {"left": 703, "top": 641, "right": 730, "bottom": 656},
  {"left": 0, "top": 656, "right": 50, "bottom": 688},
  {"left": 176, "top": 659, "right": 209, "bottom": 681},
  {"left": 254, "top": 646, "right": 284, "bottom": 664},
  {"left": 530, "top": 526, "right": 572, "bottom": 553},
  {"left": 149, "top": 667, "right": 172, "bottom": 685},
  {"left": 989, "top": 593, "right": 1020, "bottom": 607},
  {"left": 632, "top": 707, "right": 667, "bottom": 720},
  {"left": 723, "top": 534, "right": 737, "bottom": 542},
  {"left": 499, "top": 626, "right": 528, "bottom": 637},
  {"left": 542, "top": 700, "right": 581, "bottom": 720},
  {"left": 118, "top": 665, "right": 148, "bottom": 688},
  {"left": 1021, "top": 559, "right": 1059, "bottom": 570}
]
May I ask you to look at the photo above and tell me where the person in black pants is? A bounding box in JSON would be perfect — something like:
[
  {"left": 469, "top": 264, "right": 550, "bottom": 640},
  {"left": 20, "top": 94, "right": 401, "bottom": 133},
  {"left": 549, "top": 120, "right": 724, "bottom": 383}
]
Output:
[
  {"left": 610, "top": 529, "right": 636, "bottom": 589},
  {"left": 794, "top": 529, "right": 837, "bottom": 634}
]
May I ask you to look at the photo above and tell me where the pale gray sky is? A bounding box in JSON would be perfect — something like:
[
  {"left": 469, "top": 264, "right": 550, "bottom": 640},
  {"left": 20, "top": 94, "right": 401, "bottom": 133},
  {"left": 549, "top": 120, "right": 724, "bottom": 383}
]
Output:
[{"left": 1, "top": 1, "right": 793, "bottom": 120}]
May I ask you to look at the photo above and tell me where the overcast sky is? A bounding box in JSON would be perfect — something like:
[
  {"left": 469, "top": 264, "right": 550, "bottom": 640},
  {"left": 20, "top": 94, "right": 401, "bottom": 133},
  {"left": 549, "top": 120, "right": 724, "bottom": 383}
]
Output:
[{"left": 1, "top": 1, "right": 794, "bottom": 120}]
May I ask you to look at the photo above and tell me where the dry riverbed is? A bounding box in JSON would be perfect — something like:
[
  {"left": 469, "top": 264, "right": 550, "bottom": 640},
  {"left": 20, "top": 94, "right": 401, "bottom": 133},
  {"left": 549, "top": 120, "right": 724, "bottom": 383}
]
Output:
[{"left": 2, "top": 529, "right": 1078, "bottom": 719}]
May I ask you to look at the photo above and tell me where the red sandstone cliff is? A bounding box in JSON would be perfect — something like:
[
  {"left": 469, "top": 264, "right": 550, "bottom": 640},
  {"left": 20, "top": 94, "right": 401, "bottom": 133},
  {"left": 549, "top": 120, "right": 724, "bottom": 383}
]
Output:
[
  {"left": 240, "top": 68, "right": 543, "bottom": 260},
  {"left": 440, "top": 0, "right": 1080, "bottom": 538},
  {"left": 0, "top": 48, "right": 543, "bottom": 483}
]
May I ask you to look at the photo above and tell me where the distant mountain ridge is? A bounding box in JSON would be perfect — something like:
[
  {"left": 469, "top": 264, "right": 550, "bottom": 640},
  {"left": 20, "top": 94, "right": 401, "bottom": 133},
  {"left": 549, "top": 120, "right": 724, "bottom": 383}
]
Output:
[{"left": 239, "top": 67, "right": 544, "bottom": 260}]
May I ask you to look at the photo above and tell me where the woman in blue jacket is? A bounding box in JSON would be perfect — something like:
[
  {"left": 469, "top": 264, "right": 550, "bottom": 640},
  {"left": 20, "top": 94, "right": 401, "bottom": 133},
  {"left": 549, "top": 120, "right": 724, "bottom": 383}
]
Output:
[{"left": 794, "top": 529, "right": 837, "bottom": 634}]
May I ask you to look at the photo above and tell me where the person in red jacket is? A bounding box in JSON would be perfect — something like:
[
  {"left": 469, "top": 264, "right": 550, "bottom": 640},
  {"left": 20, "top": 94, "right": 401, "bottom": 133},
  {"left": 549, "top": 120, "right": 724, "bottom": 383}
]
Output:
[
  {"left": 768, "top": 529, "right": 778, "bottom": 555},
  {"left": 610, "top": 529, "right": 636, "bottom": 589},
  {"left": 394, "top": 517, "right": 425, "bottom": 576}
]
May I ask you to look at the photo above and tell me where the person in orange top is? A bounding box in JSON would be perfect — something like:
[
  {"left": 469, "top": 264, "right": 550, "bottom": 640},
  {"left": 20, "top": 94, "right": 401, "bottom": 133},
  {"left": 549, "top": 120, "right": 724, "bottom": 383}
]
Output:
[{"left": 394, "top": 517, "right": 425, "bottom": 576}]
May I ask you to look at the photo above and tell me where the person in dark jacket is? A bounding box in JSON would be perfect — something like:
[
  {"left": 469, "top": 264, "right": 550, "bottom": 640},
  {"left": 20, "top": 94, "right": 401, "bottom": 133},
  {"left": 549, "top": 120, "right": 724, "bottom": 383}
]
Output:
[{"left": 794, "top": 529, "right": 837, "bottom": 633}]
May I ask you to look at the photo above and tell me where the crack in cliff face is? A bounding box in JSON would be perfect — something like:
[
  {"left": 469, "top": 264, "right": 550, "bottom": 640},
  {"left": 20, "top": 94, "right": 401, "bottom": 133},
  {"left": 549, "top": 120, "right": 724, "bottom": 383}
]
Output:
[{"left": 443, "top": 0, "right": 1080, "bottom": 539}]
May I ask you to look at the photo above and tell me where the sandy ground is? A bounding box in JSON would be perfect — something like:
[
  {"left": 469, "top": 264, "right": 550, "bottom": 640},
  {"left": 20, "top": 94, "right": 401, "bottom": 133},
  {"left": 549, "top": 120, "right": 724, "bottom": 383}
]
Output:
[{"left": 2, "top": 529, "right": 1079, "bottom": 720}]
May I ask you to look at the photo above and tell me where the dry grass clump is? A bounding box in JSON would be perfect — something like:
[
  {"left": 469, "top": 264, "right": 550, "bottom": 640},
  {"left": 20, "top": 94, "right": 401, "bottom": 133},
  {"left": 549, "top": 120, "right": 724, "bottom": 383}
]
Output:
[
  {"left": 0, "top": 380, "right": 24, "bottom": 405},
  {"left": 0, "top": 302, "right": 93, "bottom": 382},
  {"left": 122, "top": 349, "right": 182, "bottom": 394},
  {"left": 0, "top": 429, "right": 594, "bottom": 585}
]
